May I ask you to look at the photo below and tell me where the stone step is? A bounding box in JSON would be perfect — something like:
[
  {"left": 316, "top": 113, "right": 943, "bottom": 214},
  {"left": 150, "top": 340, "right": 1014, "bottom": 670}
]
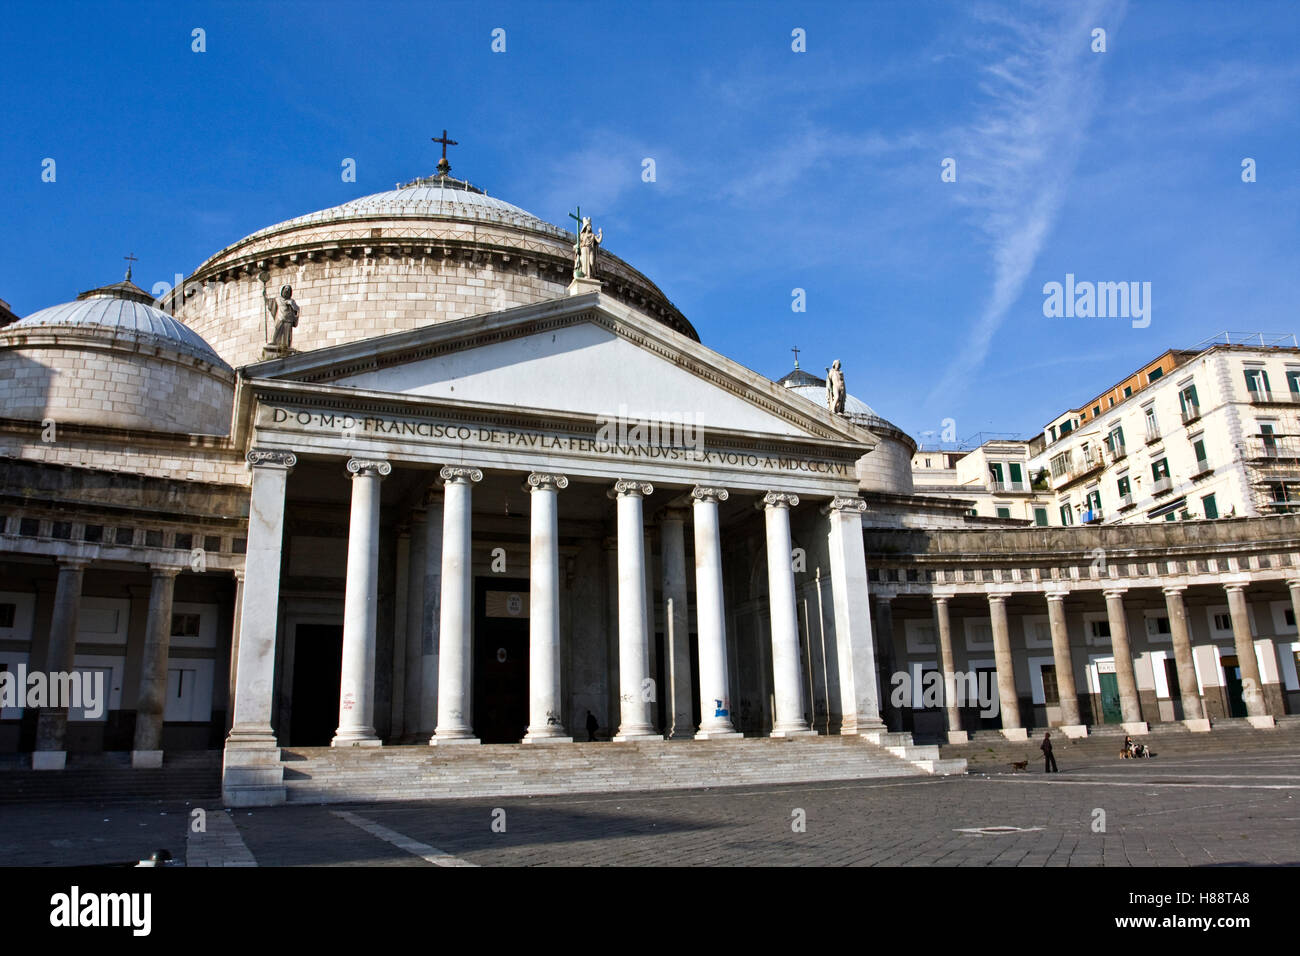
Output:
[
  {"left": 278, "top": 736, "right": 965, "bottom": 804},
  {"left": 0, "top": 751, "right": 222, "bottom": 806}
]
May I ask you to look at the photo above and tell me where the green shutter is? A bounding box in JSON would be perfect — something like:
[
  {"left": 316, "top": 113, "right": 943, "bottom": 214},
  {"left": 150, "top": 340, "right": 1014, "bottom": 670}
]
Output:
[
  {"left": 1203, "top": 494, "right": 1218, "bottom": 519},
  {"left": 1009, "top": 463, "right": 1023, "bottom": 483}
]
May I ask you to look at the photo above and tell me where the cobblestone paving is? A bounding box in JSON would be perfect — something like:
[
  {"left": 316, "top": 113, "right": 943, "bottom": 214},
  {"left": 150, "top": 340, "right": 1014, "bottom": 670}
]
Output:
[{"left": 2, "top": 748, "right": 1297, "bottom": 866}]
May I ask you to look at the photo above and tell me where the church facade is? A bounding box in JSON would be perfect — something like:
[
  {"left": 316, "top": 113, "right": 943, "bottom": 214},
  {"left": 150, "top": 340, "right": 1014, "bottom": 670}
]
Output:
[{"left": 1, "top": 154, "right": 1296, "bottom": 806}]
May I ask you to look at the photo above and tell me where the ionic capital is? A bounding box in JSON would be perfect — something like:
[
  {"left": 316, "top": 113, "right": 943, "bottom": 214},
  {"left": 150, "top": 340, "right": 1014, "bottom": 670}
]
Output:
[
  {"left": 440, "top": 465, "right": 483, "bottom": 485},
  {"left": 1045, "top": 590, "right": 1069, "bottom": 603},
  {"left": 246, "top": 448, "right": 298, "bottom": 470},
  {"left": 1102, "top": 588, "right": 1128, "bottom": 600},
  {"left": 823, "top": 495, "right": 867, "bottom": 515},
  {"left": 1161, "top": 585, "right": 1187, "bottom": 597},
  {"left": 759, "top": 491, "right": 799, "bottom": 509},
  {"left": 610, "top": 479, "right": 653, "bottom": 498},
  {"left": 691, "top": 486, "right": 729, "bottom": 504},
  {"left": 347, "top": 458, "right": 392, "bottom": 478},
  {"left": 149, "top": 564, "right": 183, "bottom": 578},
  {"left": 526, "top": 472, "right": 569, "bottom": 493}
]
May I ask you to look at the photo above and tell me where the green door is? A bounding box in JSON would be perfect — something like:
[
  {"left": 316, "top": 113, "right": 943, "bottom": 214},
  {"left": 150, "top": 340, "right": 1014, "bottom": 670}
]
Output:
[
  {"left": 1098, "top": 672, "right": 1122, "bottom": 723},
  {"left": 1222, "top": 655, "right": 1247, "bottom": 718}
]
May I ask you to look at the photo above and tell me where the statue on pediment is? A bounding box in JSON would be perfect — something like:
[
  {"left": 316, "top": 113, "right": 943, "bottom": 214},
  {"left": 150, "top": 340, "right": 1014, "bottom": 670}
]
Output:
[{"left": 826, "top": 359, "right": 846, "bottom": 415}]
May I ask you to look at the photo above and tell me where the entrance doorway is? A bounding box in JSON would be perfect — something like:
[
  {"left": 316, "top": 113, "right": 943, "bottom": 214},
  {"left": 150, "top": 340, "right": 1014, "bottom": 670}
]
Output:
[
  {"left": 289, "top": 624, "right": 343, "bottom": 746},
  {"left": 1221, "top": 654, "right": 1247, "bottom": 718},
  {"left": 474, "top": 578, "right": 529, "bottom": 743},
  {"left": 1098, "top": 671, "right": 1122, "bottom": 723}
]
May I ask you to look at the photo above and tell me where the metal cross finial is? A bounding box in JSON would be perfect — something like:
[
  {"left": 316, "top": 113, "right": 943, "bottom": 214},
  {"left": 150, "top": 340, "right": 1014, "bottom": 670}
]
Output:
[
  {"left": 791, "top": 345, "right": 801, "bottom": 369},
  {"left": 124, "top": 253, "right": 138, "bottom": 281},
  {"left": 568, "top": 204, "right": 582, "bottom": 233},
  {"left": 432, "top": 129, "right": 458, "bottom": 175}
]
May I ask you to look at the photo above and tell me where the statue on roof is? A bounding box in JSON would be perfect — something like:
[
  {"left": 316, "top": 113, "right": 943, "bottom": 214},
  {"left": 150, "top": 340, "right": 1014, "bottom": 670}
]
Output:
[
  {"left": 263, "top": 282, "right": 300, "bottom": 351},
  {"left": 826, "top": 359, "right": 846, "bottom": 415},
  {"left": 574, "top": 216, "right": 602, "bottom": 280}
]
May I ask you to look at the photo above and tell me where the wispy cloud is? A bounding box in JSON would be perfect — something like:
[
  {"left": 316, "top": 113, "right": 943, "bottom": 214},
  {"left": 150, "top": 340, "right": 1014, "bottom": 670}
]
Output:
[{"left": 928, "top": 0, "right": 1126, "bottom": 404}]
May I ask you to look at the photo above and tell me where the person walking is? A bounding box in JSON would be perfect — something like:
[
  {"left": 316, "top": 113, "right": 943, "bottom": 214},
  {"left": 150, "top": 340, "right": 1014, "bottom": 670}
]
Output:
[{"left": 1041, "top": 731, "right": 1058, "bottom": 773}]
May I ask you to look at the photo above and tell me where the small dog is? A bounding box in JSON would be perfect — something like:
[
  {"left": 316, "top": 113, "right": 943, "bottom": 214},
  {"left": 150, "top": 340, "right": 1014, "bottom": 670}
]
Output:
[{"left": 1010, "top": 759, "right": 1029, "bottom": 772}]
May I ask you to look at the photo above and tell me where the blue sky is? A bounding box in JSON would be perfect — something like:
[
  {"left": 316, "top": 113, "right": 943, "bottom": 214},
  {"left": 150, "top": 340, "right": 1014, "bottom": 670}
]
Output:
[{"left": 2, "top": 0, "right": 1297, "bottom": 443}]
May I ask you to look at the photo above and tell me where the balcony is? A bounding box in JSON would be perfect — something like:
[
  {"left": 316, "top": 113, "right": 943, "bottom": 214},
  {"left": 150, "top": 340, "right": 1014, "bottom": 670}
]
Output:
[
  {"left": 1108, "top": 442, "right": 1127, "bottom": 463},
  {"left": 1192, "top": 457, "right": 1212, "bottom": 478},
  {"left": 1248, "top": 387, "right": 1275, "bottom": 404},
  {"left": 1145, "top": 426, "right": 1162, "bottom": 446},
  {"left": 1118, "top": 493, "right": 1135, "bottom": 510},
  {"left": 1081, "top": 508, "right": 1104, "bottom": 524},
  {"left": 1181, "top": 403, "right": 1201, "bottom": 425},
  {"left": 1249, "top": 436, "right": 1300, "bottom": 460},
  {"left": 988, "top": 479, "right": 1029, "bottom": 493},
  {"left": 1152, "top": 476, "right": 1173, "bottom": 495}
]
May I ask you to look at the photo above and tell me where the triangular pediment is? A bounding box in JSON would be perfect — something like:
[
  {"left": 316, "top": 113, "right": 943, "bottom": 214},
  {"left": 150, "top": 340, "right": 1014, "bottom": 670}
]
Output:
[{"left": 243, "top": 293, "right": 876, "bottom": 448}]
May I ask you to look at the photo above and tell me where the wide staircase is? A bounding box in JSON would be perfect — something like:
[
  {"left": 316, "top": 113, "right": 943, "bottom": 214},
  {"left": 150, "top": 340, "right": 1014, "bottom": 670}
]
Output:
[
  {"left": 280, "top": 734, "right": 965, "bottom": 805},
  {"left": 939, "top": 715, "right": 1300, "bottom": 772},
  {"left": 0, "top": 750, "right": 222, "bottom": 806}
]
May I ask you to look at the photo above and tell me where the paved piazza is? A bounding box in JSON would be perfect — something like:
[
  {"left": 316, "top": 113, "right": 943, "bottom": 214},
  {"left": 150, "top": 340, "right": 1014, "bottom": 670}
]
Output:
[{"left": 2, "top": 745, "right": 1296, "bottom": 867}]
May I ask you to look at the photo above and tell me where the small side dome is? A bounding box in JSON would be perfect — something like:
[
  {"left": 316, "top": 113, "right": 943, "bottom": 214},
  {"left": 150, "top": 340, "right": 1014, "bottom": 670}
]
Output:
[{"left": 0, "top": 271, "right": 235, "bottom": 435}]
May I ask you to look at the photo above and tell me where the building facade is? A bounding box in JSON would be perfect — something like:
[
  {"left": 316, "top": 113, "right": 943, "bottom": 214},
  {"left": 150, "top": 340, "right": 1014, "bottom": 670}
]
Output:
[{"left": 2, "top": 158, "right": 1296, "bottom": 805}]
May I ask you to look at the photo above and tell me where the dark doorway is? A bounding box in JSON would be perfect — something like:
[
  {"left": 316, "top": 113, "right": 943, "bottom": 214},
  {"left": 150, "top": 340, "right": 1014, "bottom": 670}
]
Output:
[
  {"left": 289, "top": 623, "right": 343, "bottom": 746},
  {"left": 1222, "top": 655, "right": 1247, "bottom": 718},
  {"left": 1099, "top": 671, "right": 1122, "bottom": 723},
  {"left": 474, "top": 578, "right": 529, "bottom": 743}
]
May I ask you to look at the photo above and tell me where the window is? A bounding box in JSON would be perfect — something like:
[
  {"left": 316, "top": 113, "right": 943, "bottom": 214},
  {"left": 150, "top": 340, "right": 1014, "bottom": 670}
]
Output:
[
  {"left": 1117, "top": 475, "right": 1131, "bottom": 498},
  {"left": 1059, "top": 503, "right": 1074, "bottom": 526},
  {"left": 1203, "top": 493, "right": 1219, "bottom": 519},
  {"left": 1050, "top": 452, "right": 1071, "bottom": 478},
  {"left": 1213, "top": 612, "right": 1232, "bottom": 632},
  {"left": 1144, "top": 406, "right": 1160, "bottom": 440},
  {"left": 1085, "top": 490, "right": 1102, "bottom": 513},
  {"left": 1106, "top": 425, "right": 1126, "bottom": 455},
  {"left": 1244, "top": 367, "right": 1271, "bottom": 396},
  {"left": 924, "top": 457, "right": 931, "bottom": 468},
  {"left": 1109, "top": 396, "right": 1116, "bottom": 407},
  {"left": 1041, "top": 665, "right": 1060, "bottom": 705},
  {"left": 1034, "top": 507, "right": 1048, "bottom": 527},
  {"left": 1148, "top": 367, "right": 1164, "bottom": 382},
  {"left": 1261, "top": 422, "right": 1277, "bottom": 453},
  {"left": 989, "top": 462, "right": 1005, "bottom": 484},
  {"left": 0, "top": 604, "right": 14, "bottom": 628},
  {"left": 1124, "top": 386, "right": 1133, "bottom": 398},
  {"left": 1179, "top": 383, "right": 1200, "bottom": 420},
  {"left": 171, "top": 613, "right": 202, "bottom": 639},
  {"left": 1060, "top": 419, "right": 1074, "bottom": 436},
  {"left": 1152, "top": 458, "right": 1170, "bottom": 480},
  {"left": 1288, "top": 370, "right": 1300, "bottom": 395},
  {"left": 1148, "top": 616, "right": 1171, "bottom": 636},
  {"left": 1093, "top": 405, "right": 1101, "bottom": 417},
  {"left": 1008, "top": 462, "right": 1023, "bottom": 485},
  {"left": 996, "top": 506, "right": 1011, "bottom": 519},
  {"left": 1165, "top": 512, "right": 1178, "bottom": 522},
  {"left": 1090, "top": 619, "right": 1111, "bottom": 639}
]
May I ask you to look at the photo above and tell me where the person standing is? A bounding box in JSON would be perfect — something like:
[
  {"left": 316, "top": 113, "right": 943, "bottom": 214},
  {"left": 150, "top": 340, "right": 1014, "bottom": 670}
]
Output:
[
  {"left": 1041, "top": 731, "right": 1058, "bottom": 773},
  {"left": 585, "top": 709, "right": 600, "bottom": 742}
]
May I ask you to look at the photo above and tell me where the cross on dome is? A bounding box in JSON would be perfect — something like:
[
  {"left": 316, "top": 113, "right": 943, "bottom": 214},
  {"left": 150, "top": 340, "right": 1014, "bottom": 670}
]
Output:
[{"left": 432, "top": 129, "right": 458, "bottom": 175}]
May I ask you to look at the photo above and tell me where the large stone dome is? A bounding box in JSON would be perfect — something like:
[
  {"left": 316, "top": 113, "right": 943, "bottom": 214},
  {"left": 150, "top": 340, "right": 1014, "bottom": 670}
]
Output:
[
  {"left": 166, "top": 167, "right": 697, "bottom": 368},
  {"left": 0, "top": 276, "right": 234, "bottom": 435}
]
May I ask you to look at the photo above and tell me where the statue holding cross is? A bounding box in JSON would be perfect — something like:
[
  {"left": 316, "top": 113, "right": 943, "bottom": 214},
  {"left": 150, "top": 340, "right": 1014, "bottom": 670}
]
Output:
[{"left": 568, "top": 206, "right": 602, "bottom": 280}]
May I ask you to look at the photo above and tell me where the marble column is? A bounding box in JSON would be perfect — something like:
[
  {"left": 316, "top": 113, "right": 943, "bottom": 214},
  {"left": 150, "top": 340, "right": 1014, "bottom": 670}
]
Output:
[
  {"left": 988, "top": 592, "right": 1023, "bottom": 737},
  {"left": 1103, "top": 588, "right": 1146, "bottom": 730},
  {"left": 933, "top": 595, "right": 963, "bottom": 741},
  {"left": 1163, "top": 585, "right": 1206, "bottom": 728},
  {"left": 659, "top": 506, "right": 694, "bottom": 739},
  {"left": 224, "top": 448, "right": 296, "bottom": 805},
  {"left": 524, "top": 473, "right": 572, "bottom": 743},
  {"left": 763, "top": 491, "right": 812, "bottom": 736},
  {"left": 692, "top": 487, "right": 740, "bottom": 738},
  {"left": 132, "top": 565, "right": 181, "bottom": 767},
  {"left": 611, "top": 480, "right": 660, "bottom": 740},
  {"left": 420, "top": 487, "right": 443, "bottom": 737},
  {"left": 33, "top": 557, "right": 91, "bottom": 770},
  {"left": 431, "top": 466, "right": 482, "bottom": 745},
  {"left": 332, "top": 458, "right": 390, "bottom": 747},
  {"left": 1045, "top": 590, "right": 1084, "bottom": 732},
  {"left": 873, "top": 595, "right": 899, "bottom": 731},
  {"left": 402, "top": 510, "right": 427, "bottom": 742},
  {"left": 225, "top": 569, "right": 245, "bottom": 735},
  {"left": 1225, "top": 583, "right": 1271, "bottom": 724},
  {"left": 825, "top": 495, "right": 884, "bottom": 735}
]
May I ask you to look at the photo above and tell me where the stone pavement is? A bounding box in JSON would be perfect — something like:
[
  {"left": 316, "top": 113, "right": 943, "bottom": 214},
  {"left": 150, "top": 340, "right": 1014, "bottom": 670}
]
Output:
[{"left": 1, "top": 745, "right": 1296, "bottom": 866}]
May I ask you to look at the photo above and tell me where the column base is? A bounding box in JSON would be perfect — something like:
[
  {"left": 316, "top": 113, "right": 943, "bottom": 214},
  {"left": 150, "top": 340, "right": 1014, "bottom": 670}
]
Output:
[
  {"left": 1057, "top": 724, "right": 1089, "bottom": 739},
  {"left": 946, "top": 730, "right": 970, "bottom": 744},
  {"left": 1183, "top": 718, "right": 1212, "bottom": 733},
  {"left": 666, "top": 730, "right": 696, "bottom": 740},
  {"left": 999, "top": 728, "right": 1029, "bottom": 741},
  {"left": 32, "top": 750, "right": 66, "bottom": 771},
  {"left": 695, "top": 729, "right": 744, "bottom": 740},
  {"left": 1121, "top": 721, "right": 1150, "bottom": 735},
  {"left": 429, "top": 735, "right": 481, "bottom": 746},
  {"left": 222, "top": 738, "right": 285, "bottom": 807},
  {"left": 522, "top": 733, "right": 574, "bottom": 744},
  {"left": 131, "top": 750, "right": 164, "bottom": 769},
  {"left": 1247, "top": 715, "right": 1277, "bottom": 729},
  {"left": 769, "top": 728, "right": 816, "bottom": 738},
  {"left": 841, "top": 717, "right": 887, "bottom": 734},
  {"left": 330, "top": 735, "right": 382, "bottom": 748}
]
